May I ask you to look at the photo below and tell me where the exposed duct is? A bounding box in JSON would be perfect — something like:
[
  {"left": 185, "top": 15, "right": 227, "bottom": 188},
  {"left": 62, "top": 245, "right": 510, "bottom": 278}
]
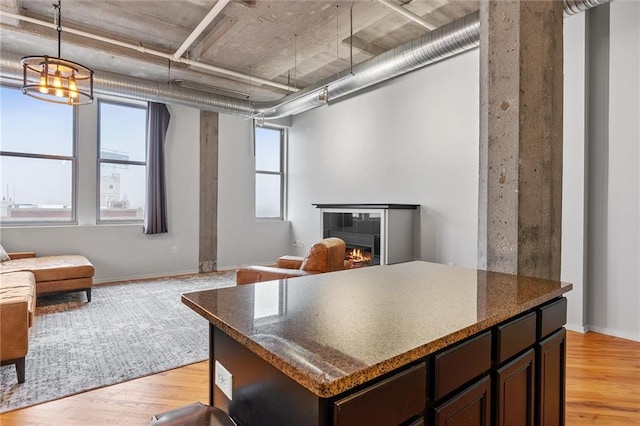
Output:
[
  {"left": 0, "top": 0, "right": 607, "bottom": 120},
  {"left": 563, "top": 0, "right": 608, "bottom": 15}
]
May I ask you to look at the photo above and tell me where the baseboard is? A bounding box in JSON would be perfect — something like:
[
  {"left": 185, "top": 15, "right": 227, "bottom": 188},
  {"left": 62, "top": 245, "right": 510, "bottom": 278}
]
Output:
[
  {"left": 585, "top": 324, "right": 640, "bottom": 342},
  {"left": 218, "top": 261, "right": 275, "bottom": 270},
  {"left": 565, "top": 323, "right": 588, "bottom": 334},
  {"left": 94, "top": 269, "right": 201, "bottom": 285}
]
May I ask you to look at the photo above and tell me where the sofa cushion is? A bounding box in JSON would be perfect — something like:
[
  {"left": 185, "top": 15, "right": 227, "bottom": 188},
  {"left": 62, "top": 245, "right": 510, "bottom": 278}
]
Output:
[
  {"left": 0, "top": 255, "right": 94, "bottom": 282},
  {"left": 0, "top": 271, "right": 36, "bottom": 326}
]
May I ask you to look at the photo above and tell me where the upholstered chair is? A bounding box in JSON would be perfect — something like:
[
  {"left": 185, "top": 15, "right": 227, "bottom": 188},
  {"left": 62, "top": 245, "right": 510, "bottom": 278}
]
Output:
[{"left": 236, "top": 237, "right": 350, "bottom": 285}]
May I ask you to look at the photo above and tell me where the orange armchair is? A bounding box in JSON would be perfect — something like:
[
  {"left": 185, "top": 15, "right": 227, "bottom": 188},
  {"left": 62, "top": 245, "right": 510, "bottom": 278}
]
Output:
[{"left": 236, "top": 237, "right": 350, "bottom": 285}]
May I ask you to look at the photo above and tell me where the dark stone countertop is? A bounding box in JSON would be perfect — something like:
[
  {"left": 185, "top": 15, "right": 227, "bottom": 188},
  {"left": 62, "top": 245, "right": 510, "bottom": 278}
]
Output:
[{"left": 182, "top": 261, "right": 572, "bottom": 398}]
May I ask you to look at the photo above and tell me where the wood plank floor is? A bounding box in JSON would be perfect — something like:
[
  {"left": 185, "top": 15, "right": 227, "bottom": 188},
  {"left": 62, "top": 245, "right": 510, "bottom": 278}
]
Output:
[{"left": 1, "top": 331, "right": 638, "bottom": 425}]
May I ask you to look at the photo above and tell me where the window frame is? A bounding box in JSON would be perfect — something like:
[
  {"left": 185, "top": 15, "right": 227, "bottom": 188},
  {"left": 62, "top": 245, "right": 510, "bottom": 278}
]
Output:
[
  {"left": 254, "top": 123, "right": 287, "bottom": 221},
  {"left": 0, "top": 84, "right": 78, "bottom": 226},
  {"left": 96, "top": 98, "right": 148, "bottom": 224}
]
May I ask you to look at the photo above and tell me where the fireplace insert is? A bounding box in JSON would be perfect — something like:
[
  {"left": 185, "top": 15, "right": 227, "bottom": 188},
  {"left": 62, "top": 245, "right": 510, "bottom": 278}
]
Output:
[{"left": 322, "top": 212, "right": 381, "bottom": 267}]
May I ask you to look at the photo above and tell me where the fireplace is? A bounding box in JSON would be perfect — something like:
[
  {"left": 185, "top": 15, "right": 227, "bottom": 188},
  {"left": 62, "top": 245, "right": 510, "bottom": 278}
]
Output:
[{"left": 314, "top": 204, "right": 418, "bottom": 268}]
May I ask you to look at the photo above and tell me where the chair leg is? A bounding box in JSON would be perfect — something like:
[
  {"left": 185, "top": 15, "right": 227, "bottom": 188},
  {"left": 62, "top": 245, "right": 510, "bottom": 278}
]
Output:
[
  {"left": 15, "top": 357, "right": 25, "bottom": 383},
  {"left": 86, "top": 288, "right": 92, "bottom": 302}
]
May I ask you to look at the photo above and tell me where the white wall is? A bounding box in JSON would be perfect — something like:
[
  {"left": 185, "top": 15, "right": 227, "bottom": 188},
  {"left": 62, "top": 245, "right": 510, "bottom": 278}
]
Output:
[
  {"left": 217, "top": 114, "right": 291, "bottom": 269},
  {"left": 562, "top": 14, "right": 588, "bottom": 332},
  {"left": 0, "top": 101, "right": 201, "bottom": 282},
  {"left": 586, "top": 1, "right": 640, "bottom": 341},
  {"left": 288, "top": 50, "right": 480, "bottom": 268}
]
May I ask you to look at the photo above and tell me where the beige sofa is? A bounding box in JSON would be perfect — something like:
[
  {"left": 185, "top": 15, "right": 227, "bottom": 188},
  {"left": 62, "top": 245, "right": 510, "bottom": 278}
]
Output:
[
  {"left": 0, "top": 251, "right": 94, "bottom": 383},
  {"left": 0, "top": 271, "right": 36, "bottom": 383},
  {"left": 1, "top": 252, "right": 94, "bottom": 301}
]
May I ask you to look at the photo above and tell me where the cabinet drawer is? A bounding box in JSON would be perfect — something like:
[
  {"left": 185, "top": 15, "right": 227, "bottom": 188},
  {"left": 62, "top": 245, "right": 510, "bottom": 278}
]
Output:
[
  {"left": 433, "top": 375, "right": 492, "bottom": 426},
  {"left": 333, "top": 362, "right": 426, "bottom": 426},
  {"left": 433, "top": 332, "right": 492, "bottom": 399},
  {"left": 495, "top": 312, "right": 537, "bottom": 364},
  {"left": 537, "top": 297, "right": 567, "bottom": 340}
]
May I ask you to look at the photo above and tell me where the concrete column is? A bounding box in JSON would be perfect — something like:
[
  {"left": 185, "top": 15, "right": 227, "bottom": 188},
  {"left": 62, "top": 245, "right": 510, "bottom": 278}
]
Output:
[
  {"left": 199, "top": 111, "right": 218, "bottom": 272},
  {"left": 478, "top": 0, "right": 563, "bottom": 280}
]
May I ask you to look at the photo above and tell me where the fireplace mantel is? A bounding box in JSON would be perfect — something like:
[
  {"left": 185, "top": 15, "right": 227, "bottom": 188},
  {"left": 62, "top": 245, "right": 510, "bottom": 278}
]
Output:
[
  {"left": 315, "top": 204, "right": 418, "bottom": 266},
  {"left": 313, "top": 203, "right": 419, "bottom": 210}
]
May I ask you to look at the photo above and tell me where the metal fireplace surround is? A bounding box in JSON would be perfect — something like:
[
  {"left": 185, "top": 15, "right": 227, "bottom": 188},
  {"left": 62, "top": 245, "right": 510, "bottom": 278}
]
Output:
[{"left": 314, "top": 204, "right": 418, "bottom": 266}]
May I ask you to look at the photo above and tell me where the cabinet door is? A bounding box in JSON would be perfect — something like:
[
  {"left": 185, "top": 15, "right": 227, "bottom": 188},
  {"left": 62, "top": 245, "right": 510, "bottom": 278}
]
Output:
[
  {"left": 333, "top": 363, "right": 427, "bottom": 426},
  {"left": 433, "top": 375, "right": 491, "bottom": 426},
  {"left": 537, "top": 328, "right": 566, "bottom": 426},
  {"left": 496, "top": 349, "right": 535, "bottom": 426}
]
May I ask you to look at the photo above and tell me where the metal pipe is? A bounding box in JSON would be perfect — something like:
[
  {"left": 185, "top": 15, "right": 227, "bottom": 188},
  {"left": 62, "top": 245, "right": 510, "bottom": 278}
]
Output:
[
  {"left": 173, "top": 0, "right": 231, "bottom": 60},
  {"left": 563, "top": 0, "right": 609, "bottom": 15}
]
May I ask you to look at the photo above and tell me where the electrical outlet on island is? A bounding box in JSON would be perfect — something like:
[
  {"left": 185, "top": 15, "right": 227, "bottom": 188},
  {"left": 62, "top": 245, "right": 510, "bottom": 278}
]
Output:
[{"left": 215, "top": 360, "right": 233, "bottom": 400}]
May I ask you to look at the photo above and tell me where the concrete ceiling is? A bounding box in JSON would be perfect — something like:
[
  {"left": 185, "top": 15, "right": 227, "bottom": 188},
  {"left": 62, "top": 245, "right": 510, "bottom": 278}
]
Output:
[{"left": 0, "top": 0, "right": 478, "bottom": 102}]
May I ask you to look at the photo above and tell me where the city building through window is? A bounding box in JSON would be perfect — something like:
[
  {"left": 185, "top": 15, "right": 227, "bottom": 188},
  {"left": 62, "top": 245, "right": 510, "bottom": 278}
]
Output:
[
  {"left": 98, "top": 100, "right": 147, "bottom": 222},
  {"left": 0, "top": 86, "right": 75, "bottom": 224}
]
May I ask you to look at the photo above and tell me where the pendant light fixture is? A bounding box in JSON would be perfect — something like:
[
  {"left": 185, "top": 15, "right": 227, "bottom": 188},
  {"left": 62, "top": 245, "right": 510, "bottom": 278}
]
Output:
[{"left": 20, "top": 0, "right": 93, "bottom": 105}]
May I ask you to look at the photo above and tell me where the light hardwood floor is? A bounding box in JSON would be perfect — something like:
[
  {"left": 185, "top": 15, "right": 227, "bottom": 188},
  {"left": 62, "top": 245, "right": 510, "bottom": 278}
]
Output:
[{"left": 1, "top": 331, "right": 638, "bottom": 425}]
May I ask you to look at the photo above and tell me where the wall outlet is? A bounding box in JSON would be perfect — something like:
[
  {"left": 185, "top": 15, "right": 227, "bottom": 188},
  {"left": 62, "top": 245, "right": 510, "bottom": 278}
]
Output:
[
  {"left": 293, "top": 240, "right": 305, "bottom": 248},
  {"left": 171, "top": 246, "right": 178, "bottom": 254},
  {"left": 215, "top": 360, "right": 233, "bottom": 400}
]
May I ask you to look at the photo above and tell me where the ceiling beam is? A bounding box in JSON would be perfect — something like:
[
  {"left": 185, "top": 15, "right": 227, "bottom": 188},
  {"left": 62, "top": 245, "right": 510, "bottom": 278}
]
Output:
[
  {"left": 191, "top": 15, "right": 237, "bottom": 61},
  {"left": 375, "top": 0, "right": 436, "bottom": 31},
  {"left": 173, "top": 0, "right": 231, "bottom": 60},
  {"left": 0, "top": 0, "right": 21, "bottom": 25},
  {"left": 0, "top": 9, "right": 297, "bottom": 93},
  {"left": 343, "top": 35, "right": 386, "bottom": 57}
]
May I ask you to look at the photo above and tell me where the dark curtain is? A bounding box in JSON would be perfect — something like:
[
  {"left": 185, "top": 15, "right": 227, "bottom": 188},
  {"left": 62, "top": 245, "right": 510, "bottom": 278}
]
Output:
[{"left": 143, "top": 102, "right": 171, "bottom": 234}]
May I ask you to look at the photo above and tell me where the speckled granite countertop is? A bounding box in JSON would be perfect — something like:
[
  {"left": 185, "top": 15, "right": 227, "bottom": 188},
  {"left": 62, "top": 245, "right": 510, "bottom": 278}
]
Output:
[{"left": 182, "top": 261, "right": 572, "bottom": 398}]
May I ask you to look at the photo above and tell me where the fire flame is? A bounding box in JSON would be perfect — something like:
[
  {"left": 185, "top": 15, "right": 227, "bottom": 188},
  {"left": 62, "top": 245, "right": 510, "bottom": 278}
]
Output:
[{"left": 347, "top": 248, "right": 371, "bottom": 266}]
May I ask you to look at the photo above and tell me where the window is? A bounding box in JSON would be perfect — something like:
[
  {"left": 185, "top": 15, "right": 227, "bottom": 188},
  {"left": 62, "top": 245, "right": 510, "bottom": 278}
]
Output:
[
  {"left": 0, "top": 86, "right": 76, "bottom": 224},
  {"left": 255, "top": 125, "right": 285, "bottom": 219},
  {"left": 98, "top": 100, "right": 147, "bottom": 222}
]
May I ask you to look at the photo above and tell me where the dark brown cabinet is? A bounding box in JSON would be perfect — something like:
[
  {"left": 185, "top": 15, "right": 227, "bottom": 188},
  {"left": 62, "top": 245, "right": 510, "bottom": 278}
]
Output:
[
  {"left": 537, "top": 328, "right": 566, "bottom": 426},
  {"left": 495, "top": 349, "right": 536, "bottom": 426},
  {"left": 433, "top": 375, "right": 491, "bottom": 426},
  {"left": 427, "top": 298, "right": 567, "bottom": 426},
  {"left": 209, "top": 298, "right": 568, "bottom": 426},
  {"left": 333, "top": 363, "right": 427, "bottom": 426}
]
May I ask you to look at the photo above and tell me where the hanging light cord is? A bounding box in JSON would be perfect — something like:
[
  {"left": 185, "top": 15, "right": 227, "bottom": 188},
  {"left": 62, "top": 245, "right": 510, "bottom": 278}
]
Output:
[
  {"left": 350, "top": 0, "right": 355, "bottom": 73},
  {"left": 54, "top": 0, "right": 62, "bottom": 58}
]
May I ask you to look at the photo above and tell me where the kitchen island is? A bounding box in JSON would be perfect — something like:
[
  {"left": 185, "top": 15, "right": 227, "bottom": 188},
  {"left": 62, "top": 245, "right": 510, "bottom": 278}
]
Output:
[{"left": 182, "top": 261, "right": 572, "bottom": 426}]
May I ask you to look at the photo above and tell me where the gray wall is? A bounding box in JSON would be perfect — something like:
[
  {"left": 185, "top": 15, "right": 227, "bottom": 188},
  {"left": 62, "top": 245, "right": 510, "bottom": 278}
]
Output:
[
  {"left": 562, "top": 14, "right": 588, "bottom": 332},
  {"left": 288, "top": 50, "right": 481, "bottom": 268},
  {"left": 585, "top": 1, "right": 640, "bottom": 341},
  {"left": 217, "top": 115, "right": 291, "bottom": 269}
]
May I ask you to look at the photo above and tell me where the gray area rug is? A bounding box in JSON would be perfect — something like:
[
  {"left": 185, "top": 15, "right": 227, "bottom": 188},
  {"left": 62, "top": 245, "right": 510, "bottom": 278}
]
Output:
[{"left": 0, "top": 271, "right": 235, "bottom": 413}]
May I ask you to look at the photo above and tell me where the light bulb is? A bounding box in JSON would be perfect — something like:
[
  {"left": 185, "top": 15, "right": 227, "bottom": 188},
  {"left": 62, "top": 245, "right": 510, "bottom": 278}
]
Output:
[
  {"left": 69, "top": 74, "right": 78, "bottom": 99},
  {"left": 53, "top": 70, "right": 62, "bottom": 88},
  {"left": 38, "top": 70, "right": 49, "bottom": 94}
]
